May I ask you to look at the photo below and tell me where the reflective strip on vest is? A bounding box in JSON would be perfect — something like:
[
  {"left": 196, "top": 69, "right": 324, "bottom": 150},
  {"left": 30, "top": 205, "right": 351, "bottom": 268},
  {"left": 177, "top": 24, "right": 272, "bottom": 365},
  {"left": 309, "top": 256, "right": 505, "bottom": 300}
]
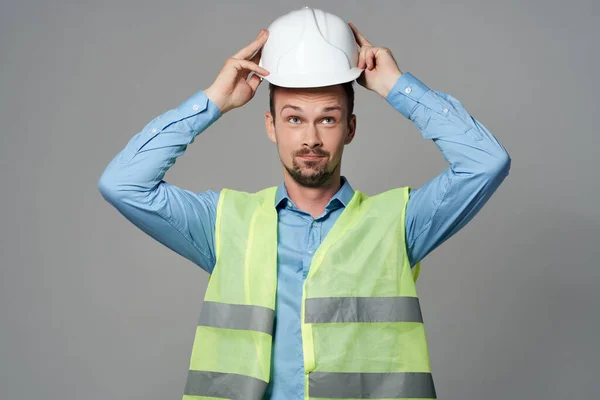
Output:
[
  {"left": 309, "top": 371, "right": 436, "bottom": 399},
  {"left": 198, "top": 301, "right": 274, "bottom": 335},
  {"left": 305, "top": 296, "right": 423, "bottom": 323},
  {"left": 184, "top": 370, "right": 267, "bottom": 399}
]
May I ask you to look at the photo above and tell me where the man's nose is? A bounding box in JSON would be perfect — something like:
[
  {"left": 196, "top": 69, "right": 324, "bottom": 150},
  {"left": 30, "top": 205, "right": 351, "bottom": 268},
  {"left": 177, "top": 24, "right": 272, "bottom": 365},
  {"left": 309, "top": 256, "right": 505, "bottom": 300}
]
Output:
[{"left": 303, "top": 124, "right": 323, "bottom": 148}]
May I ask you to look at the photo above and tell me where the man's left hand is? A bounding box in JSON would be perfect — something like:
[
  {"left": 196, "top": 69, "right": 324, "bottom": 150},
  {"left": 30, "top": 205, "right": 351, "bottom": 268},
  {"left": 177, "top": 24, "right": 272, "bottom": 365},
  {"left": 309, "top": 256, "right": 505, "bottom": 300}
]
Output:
[{"left": 349, "top": 22, "right": 403, "bottom": 99}]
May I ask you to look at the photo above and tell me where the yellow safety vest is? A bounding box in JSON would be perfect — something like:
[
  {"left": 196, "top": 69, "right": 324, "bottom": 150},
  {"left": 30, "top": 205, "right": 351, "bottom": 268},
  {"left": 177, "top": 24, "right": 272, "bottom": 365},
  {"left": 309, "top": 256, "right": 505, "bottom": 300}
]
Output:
[{"left": 182, "top": 186, "right": 436, "bottom": 400}]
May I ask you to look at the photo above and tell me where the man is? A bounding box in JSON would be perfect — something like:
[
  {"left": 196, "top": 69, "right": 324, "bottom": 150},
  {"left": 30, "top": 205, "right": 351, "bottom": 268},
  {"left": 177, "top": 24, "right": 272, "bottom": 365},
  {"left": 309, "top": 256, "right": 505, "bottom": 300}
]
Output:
[{"left": 98, "top": 7, "right": 510, "bottom": 400}]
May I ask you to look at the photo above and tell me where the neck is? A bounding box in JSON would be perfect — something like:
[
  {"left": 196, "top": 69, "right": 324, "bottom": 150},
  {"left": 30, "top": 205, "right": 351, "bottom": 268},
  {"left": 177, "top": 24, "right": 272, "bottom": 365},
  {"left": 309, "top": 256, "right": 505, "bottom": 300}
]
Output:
[{"left": 282, "top": 169, "right": 342, "bottom": 219}]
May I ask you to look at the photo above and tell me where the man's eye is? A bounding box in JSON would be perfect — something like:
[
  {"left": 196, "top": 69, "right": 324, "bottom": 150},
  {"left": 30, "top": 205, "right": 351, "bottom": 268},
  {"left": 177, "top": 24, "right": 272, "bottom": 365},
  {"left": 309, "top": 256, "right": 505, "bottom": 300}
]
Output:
[
  {"left": 322, "top": 117, "right": 335, "bottom": 124},
  {"left": 288, "top": 116, "right": 300, "bottom": 124}
]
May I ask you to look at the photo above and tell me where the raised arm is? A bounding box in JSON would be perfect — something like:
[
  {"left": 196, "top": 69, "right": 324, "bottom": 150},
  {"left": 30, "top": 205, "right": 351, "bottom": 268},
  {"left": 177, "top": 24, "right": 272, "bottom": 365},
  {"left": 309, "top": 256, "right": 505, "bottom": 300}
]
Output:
[
  {"left": 386, "top": 72, "right": 510, "bottom": 267},
  {"left": 348, "top": 22, "right": 511, "bottom": 268},
  {"left": 98, "top": 29, "right": 271, "bottom": 273},
  {"left": 97, "top": 90, "right": 223, "bottom": 272}
]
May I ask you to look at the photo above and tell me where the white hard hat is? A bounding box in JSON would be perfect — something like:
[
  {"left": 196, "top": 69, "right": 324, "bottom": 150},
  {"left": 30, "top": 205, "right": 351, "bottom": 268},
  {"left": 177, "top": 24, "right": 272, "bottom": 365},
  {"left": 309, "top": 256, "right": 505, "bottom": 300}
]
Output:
[{"left": 257, "top": 6, "right": 363, "bottom": 88}]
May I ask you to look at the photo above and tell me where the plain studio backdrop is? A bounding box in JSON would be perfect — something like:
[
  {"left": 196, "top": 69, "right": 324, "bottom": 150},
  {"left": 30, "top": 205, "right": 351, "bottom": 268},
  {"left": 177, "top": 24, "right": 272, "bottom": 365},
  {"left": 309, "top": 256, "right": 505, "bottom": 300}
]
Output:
[{"left": 1, "top": 0, "right": 599, "bottom": 398}]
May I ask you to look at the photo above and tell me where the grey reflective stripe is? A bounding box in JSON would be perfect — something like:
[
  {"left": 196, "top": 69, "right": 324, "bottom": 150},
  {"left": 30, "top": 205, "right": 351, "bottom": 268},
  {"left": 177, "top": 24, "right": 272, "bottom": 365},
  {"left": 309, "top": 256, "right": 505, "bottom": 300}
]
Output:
[
  {"left": 309, "top": 371, "right": 436, "bottom": 399},
  {"left": 198, "top": 301, "right": 274, "bottom": 335},
  {"left": 184, "top": 370, "right": 267, "bottom": 400},
  {"left": 305, "top": 296, "right": 423, "bottom": 323}
]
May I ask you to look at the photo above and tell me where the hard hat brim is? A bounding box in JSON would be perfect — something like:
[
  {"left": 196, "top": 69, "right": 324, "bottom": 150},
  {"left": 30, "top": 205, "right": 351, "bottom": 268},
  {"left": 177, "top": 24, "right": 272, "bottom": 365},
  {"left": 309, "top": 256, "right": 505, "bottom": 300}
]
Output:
[{"left": 258, "top": 67, "right": 363, "bottom": 88}]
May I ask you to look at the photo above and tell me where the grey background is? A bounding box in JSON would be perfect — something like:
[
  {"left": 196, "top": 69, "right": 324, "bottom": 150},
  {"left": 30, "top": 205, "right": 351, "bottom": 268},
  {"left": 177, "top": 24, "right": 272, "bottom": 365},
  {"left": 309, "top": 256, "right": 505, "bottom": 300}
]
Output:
[{"left": 1, "top": 0, "right": 599, "bottom": 398}]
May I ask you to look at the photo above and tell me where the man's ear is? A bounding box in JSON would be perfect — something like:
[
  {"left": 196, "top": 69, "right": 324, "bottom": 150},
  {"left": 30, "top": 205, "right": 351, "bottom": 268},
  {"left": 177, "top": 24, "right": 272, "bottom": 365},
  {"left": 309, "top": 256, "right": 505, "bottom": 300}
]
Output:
[
  {"left": 344, "top": 114, "right": 357, "bottom": 145},
  {"left": 265, "top": 111, "right": 277, "bottom": 143}
]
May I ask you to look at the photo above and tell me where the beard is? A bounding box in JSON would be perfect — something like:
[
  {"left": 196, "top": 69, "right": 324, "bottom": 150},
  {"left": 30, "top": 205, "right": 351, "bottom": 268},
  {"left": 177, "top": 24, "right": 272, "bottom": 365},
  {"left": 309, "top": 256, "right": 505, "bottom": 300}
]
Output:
[{"left": 284, "top": 148, "right": 339, "bottom": 188}]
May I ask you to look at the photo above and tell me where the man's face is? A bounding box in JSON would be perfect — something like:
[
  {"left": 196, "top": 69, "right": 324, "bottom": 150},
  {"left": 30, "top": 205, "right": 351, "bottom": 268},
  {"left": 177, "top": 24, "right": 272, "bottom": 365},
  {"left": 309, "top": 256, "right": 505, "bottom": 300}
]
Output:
[{"left": 265, "top": 84, "right": 356, "bottom": 188}]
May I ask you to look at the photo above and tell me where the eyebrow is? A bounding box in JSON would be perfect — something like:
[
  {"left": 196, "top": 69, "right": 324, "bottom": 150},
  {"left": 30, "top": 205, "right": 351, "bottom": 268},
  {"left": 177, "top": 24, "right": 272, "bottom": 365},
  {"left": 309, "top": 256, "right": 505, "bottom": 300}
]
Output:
[{"left": 280, "top": 105, "right": 343, "bottom": 115}]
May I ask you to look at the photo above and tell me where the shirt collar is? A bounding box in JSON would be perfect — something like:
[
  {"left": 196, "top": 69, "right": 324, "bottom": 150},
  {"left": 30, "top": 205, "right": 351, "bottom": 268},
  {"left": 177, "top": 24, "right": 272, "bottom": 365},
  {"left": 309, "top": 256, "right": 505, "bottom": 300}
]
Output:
[{"left": 275, "top": 176, "right": 355, "bottom": 211}]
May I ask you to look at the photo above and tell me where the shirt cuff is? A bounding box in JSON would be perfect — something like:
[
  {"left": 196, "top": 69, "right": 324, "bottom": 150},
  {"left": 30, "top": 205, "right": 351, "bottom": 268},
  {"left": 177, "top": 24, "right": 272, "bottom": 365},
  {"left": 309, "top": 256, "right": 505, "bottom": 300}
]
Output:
[
  {"left": 385, "top": 72, "right": 431, "bottom": 119},
  {"left": 174, "top": 89, "right": 222, "bottom": 132},
  {"left": 147, "top": 89, "right": 223, "bottom": 136}
]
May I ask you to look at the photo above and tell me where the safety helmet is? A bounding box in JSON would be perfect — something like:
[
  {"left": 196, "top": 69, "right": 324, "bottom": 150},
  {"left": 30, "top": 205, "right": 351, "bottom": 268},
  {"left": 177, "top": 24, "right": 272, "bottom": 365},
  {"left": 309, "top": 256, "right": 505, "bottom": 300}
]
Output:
[{"left": 257, "top": 6, "right": 363, "bottom": 88}]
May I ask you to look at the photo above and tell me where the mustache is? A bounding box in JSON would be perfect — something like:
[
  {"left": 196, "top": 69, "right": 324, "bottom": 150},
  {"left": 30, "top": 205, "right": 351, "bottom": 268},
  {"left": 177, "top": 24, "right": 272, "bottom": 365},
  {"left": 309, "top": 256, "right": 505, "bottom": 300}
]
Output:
[{"left": 294, "top": 149, "right": 329, "bottom": 157}]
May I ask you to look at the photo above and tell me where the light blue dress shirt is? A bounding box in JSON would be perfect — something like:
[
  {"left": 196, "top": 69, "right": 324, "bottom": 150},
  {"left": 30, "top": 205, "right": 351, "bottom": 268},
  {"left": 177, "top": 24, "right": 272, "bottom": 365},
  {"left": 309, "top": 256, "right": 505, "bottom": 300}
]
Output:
[{"left": 98, "top": 72, "right": 510, "bottom": 399}]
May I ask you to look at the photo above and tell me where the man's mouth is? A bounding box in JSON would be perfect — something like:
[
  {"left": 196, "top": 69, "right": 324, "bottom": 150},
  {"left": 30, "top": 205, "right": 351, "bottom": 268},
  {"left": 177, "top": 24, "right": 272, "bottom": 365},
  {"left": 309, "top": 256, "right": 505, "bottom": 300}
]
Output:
[{"left": 299, "top": 155, "right": 324, "bottom": 159}]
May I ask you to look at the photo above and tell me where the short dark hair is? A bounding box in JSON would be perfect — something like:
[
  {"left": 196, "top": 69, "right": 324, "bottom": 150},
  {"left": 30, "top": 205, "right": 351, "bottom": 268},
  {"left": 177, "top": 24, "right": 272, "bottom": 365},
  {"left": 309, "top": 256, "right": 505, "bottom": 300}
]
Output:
[{"left": 269, "top": 81, "right": 355, "bottom": 124}]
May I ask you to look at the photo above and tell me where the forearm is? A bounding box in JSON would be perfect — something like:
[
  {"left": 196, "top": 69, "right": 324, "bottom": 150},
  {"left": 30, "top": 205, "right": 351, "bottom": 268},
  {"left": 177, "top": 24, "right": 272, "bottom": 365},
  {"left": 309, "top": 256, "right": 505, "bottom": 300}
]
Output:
[
  {"left": 97, "top": 90, "right": 222, "bottom": 273},
  {"left": 387, "top": 72, "right": 511, "bottom": 266},
  {"left": 98, "top": 90, "right": 222, "bottom": 196}
]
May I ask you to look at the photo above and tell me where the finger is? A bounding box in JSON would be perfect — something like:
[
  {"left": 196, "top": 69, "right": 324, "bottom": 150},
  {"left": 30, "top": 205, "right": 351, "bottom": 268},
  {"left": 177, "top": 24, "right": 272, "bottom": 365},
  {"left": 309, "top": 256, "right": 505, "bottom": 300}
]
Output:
[
  {"left": 240, "top": 47, "right": 264, "bottom": 80},
  {"left": 247, "top": 73, "right": 262, "bottom": 94},
  {"left": 246, "top": 42, "right": 263, "bottom": 67},
  {"left": 249, "top": 46, "right": 262, "bottom": 65},
  {"left": 359, "top": 45, "right": 371, "bottom": 69},
  {"left": 358, "top": 46, "right": 364, "bottom": 69},
  {"left": 348, "top": 22, "right": 372, "bottom": 47},
  {"left": 233, "top": 29, "right": 269, "bottom": 60},
  {"left": 232, "top": 58, "right": 270, "bottom": 76},
  {"left": 366, "top": 48, "right": 375, "bottom": 70},
  {"left": 242, "top": 49, "right": 263, "bottom": 80}
]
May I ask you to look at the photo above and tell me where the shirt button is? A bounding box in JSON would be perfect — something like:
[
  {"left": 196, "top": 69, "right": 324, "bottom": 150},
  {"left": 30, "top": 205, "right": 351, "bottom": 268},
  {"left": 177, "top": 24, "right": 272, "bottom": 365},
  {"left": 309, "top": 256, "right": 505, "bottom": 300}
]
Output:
[
  {"left": 404, "top": 87, "right": 412, "bottom": 94},
  {"left": 151, "top": 128, "right": 158, "bottom": 133},
  {"left": 192, "top": 104, "right": 200, "bottom": 111},
  {"left": 287, "top": 201, "right": 293, "bottom": 208},
  {"left": 443, "top": 108, "right": 449, "bottom": 113},
  {"left": 308, "top": 250, "right": 314, "bottom": 254},
  {"left": 312, "top": 221, "right": 317, "bottom": 227}
]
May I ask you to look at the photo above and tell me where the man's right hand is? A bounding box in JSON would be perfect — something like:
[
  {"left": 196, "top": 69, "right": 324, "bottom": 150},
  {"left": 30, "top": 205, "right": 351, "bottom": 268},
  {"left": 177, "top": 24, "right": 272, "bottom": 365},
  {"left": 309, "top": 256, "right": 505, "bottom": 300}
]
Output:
[{"left": 204, "top": 29, "right": 270, "bottom": 115}]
